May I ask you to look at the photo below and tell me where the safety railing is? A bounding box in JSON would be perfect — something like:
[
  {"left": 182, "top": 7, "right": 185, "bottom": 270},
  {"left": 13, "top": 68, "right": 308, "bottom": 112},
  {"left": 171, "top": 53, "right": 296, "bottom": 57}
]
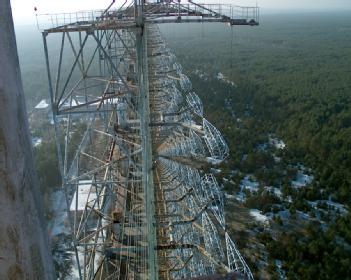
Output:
[
  {"left": 145, "top": 2, "right": 259, "bottom": 25},
  {"left": 36, "top": 8, "right": 135, "bottom": 31}
]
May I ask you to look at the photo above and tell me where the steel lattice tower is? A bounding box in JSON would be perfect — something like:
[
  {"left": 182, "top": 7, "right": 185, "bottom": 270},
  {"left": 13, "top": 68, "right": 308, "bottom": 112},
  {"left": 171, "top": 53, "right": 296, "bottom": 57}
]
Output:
[{"left": 40, "top": 1, "right": 259, "bottom": 279}]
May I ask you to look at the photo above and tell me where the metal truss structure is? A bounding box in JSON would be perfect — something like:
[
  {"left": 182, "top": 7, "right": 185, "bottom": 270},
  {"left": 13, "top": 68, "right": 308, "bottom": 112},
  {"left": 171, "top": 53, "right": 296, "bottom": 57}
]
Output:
[{"left": 41, "top": 1, "right": 258, "bottom": 279}]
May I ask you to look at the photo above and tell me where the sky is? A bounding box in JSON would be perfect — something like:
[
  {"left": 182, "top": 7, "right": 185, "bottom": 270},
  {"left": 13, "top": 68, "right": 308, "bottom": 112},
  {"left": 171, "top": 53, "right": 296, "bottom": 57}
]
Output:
[{"left": 10, "top": 0, "right": 351, "bottom": 26}]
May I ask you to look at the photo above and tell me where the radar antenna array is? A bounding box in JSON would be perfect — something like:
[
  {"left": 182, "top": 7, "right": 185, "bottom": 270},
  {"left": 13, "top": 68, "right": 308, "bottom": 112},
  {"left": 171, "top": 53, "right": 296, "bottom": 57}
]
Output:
[{"left": 40, "top": 1, "right": 258, "bottom": 279}]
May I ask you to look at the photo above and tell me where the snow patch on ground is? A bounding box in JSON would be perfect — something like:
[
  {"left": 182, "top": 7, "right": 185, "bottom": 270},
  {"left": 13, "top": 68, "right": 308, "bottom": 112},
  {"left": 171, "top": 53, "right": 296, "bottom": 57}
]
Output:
[
  {"left": 229, "top": 175, "right": 260, "bottom": 202},
  {"left": 240, "top": 175, "right": 259, "bottom": 192},
  {"left": 274, "top": 210, "right": 290, "bottom": 220},
  {"left": 257, "top": 143, "right": 268, "bottom": 151},
  {"left": 269, "top": 136, "right": 286, "bottom": 150},
  {"left": 232, "top": 192, "right": 246, "bottom": 202},
  {"left": 275, "top": 259, "right": 285, "bottom": 279},
  {"left": 194, "top": 69, "right": 208, "bottom": 80},
  {"left": 70, "top": 180, "right": 96, "bottom": 212},
  {"left": 216, "top": 72, "right": 237, "bottom": 86},
  {"left": 250, "top": 209, "right": 269, "bottom": 225},
  {"left": 296, "top": 210, "right": 310, "bottom": 221},
  {"left": 265, "top": 186, "right": 282, "bottom": 198},
  {"left": 32, "top": 137, "right": 42, "bottom": 147},
  {"left": 49, "top": 190, "right": 70, "bottom": 237},
  {"left": 291, "top": 171, "right": 314, "bottom": 188},
  {"left": 273, "top": 155, "right": 282, "bottom": 163},
  {"left": 308, "top": 200, "right": 348, "bottom": 215},
  {"left": 217, "top": 72, "right": 225, "bottom": 80}
]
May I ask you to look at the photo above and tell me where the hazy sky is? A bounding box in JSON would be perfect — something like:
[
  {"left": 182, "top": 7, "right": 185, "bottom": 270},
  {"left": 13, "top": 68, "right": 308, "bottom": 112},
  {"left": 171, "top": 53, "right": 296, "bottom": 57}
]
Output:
[{"left": 10, "top": 0, "right": 351, "bottom": 25}]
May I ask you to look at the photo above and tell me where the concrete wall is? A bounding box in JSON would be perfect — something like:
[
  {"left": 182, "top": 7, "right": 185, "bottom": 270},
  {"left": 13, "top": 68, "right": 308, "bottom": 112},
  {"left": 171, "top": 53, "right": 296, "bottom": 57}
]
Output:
[{"left": 0, "top": 0, "right": 54, "bottom": 278}]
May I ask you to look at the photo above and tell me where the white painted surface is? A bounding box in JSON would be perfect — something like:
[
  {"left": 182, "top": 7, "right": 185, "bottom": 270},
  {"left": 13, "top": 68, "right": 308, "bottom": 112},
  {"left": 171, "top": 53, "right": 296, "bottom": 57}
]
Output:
[
  {"left": 35, "top": 99, "right": 49, "bottom": 109},
  {"left": 70, "top": 180, "right": 97, "bottom": 212}
]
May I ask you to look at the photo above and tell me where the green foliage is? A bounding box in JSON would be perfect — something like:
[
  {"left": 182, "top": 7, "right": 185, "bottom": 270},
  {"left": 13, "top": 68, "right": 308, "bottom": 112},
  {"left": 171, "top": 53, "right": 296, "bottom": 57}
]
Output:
[
  {"left": 34, "top": 140, "right": 61, "bottom": 190},
  {"left": 245, "top": 193, "right": 280, "bottom": 213},
  {"left": 266, "top": 225, "right": 351, "bottom": 279},
  {"left": 33, "top": 139, "right": 61, "bottom": 218}
]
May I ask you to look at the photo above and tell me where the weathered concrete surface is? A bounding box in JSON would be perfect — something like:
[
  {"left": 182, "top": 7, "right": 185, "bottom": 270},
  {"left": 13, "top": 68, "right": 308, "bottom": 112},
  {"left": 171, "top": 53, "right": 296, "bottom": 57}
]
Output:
[{"left": 0, "top": 0, "right": 54, "bottom": 278}]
